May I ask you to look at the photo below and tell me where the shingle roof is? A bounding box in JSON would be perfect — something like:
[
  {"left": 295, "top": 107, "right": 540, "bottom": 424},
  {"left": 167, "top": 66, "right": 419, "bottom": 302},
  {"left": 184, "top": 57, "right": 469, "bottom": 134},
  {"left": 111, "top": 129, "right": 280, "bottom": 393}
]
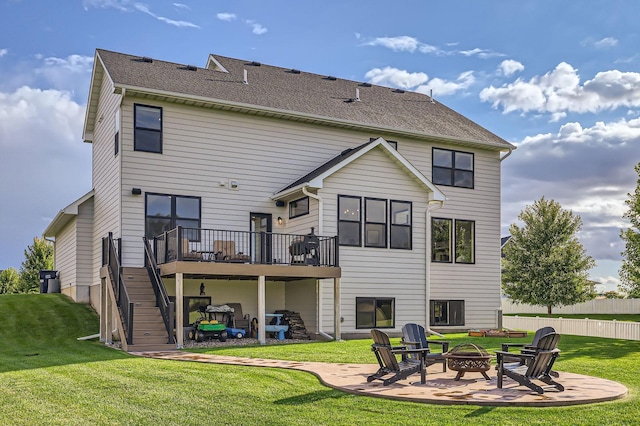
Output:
[{"left": 94, "top": 49, "right": 513, "bottom": 149}]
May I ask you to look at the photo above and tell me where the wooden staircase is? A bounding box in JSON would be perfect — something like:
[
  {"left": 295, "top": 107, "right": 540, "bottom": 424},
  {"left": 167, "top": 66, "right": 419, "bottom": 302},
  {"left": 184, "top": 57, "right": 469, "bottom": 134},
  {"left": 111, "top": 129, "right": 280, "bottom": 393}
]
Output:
[{"left": 121, "top": 267, "right": 176, "bottom": 352}]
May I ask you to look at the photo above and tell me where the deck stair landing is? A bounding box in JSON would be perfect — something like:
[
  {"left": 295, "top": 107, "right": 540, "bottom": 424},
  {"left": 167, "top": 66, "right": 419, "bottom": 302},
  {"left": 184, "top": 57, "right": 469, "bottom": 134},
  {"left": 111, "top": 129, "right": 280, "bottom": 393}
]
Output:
[{"left": 121, "top": 267, "right": 176, "bottom": 352}]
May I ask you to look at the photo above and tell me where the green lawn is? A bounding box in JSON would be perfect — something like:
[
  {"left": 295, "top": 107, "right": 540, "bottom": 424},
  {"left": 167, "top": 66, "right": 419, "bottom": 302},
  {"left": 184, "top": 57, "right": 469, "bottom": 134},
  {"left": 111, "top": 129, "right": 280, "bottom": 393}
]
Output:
[
  {"left": 1, "top": 294, "right": 640, "bottom": 425},
  {"left": 505, "top": 313, "right": 640, "bottom": 322}
]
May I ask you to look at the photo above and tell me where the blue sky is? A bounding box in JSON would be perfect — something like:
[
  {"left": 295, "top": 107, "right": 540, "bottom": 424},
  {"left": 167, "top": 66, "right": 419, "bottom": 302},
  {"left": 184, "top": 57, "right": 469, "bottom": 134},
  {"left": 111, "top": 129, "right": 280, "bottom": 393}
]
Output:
[{"left": 1, "top": 0, "right": 639, "bottom": 292}]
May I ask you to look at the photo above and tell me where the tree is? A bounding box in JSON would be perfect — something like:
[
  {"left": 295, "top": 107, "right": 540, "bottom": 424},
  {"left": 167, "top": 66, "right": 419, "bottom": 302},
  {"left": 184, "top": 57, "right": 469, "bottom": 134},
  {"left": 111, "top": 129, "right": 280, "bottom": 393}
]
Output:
[
  {"left": 18, "top": 237, "right": 54, "bottom": 293},
  {"left": 603, "top": 290, "right": 624, "bottom": 299},
  {"left": 0, "top": 267, "right": 20, "bottom": 294},
  {"left": 620, "top": 163, "right": 640, "bottom": 298},
  {"left": 502, "top": 197, "right": 596, "bottom": 316}
]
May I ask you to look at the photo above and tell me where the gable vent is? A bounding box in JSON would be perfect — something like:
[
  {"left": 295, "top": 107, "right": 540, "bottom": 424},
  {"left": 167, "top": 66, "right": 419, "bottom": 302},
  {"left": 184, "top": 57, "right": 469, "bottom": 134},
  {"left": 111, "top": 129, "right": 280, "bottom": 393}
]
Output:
[
  {"left": 249, "top": 61, "right": 261, "bottom": 66},
  {"left": 289, "top": 69, "right": 301, "bottom": 74},
  {"left": 359, "top": 82, "right": 372, "bottom": 87},
  {"left": 141, "top": 56, "right": 153, "bottom": 63},
  {"left": 324, "top": 76, "right": 337, "bottom": 81},
  {"left": 392, "top": 88, "right": 405, "bottom": 93}
]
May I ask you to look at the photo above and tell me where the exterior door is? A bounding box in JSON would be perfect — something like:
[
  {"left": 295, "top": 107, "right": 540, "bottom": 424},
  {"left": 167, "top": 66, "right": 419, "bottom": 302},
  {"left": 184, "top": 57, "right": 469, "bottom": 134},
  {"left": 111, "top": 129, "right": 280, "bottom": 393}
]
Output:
[{"left": 251, "top": 213, "right": 272, "bottom": 264}]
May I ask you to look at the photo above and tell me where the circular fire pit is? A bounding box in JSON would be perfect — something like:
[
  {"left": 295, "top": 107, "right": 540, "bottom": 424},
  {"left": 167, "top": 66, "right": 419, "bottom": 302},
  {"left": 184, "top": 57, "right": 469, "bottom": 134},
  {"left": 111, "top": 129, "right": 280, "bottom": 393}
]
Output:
[{"left": 444, "top": 343, "right": 492, "bottom": 381}]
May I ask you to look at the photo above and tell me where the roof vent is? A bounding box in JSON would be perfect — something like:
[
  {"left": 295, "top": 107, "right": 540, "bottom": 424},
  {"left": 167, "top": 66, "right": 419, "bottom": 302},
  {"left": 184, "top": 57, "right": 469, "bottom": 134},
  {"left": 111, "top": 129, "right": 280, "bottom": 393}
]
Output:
[
  {"left": 185, "top": 64, "right": 197, "bottom": 71},
  {"left": 355, "top": 88, "right": 360, "bottom": 102},
  {"left": 324, "top": 76, "right": 337, "bottom": 81},
  {"left": 141, "top": 56, "right": 153, "bottom": 63},
  {"left": 340, "top": 148, "right": 353, "bottom": 156},
  {"left": 359, "top": 82, "right": 372, "bottom": 87},
  {"left": 249, "top": 61, "right": 261, "bottom": 66},
  {"left": 243, "top": 69, "right": 248, "bottom": 85},
  {"left": 289, "top": 69, "right": 301, "bottom": 74},
  {"left": 392, "top": 88, "right": 405, "bottom": 93}
]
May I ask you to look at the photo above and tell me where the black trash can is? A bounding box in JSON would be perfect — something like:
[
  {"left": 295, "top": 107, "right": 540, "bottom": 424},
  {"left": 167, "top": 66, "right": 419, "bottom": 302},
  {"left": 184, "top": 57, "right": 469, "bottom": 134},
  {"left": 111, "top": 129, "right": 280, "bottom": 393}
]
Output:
[{"left": 39, "top": 270, "right": 58, "bottom": 294}]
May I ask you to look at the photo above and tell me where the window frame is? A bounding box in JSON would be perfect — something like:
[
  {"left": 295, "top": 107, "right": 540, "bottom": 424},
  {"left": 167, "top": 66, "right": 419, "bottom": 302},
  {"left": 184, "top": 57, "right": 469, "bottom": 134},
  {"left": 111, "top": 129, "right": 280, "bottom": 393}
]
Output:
[
  {"left": 364, "top": 197, "right": 387, "bottom": 248},
  {"left": 432, "top": 148, "right": 474, "bottom": 189},
  {"left": 454, "top": 219, "right": 475, "bottom": 264},
  {"left": 145, "top": 193, "right": 201, "bottom": 241},
  {"left": 355, "top": 297, "right": 396, "bottom": 329},
  {"left": 430, "top": 300, "right": 465, "bottom": 326},
  {"left": 390, "top": 200, "right": 412, "bottom": 250},
  {"left": 288, "top": 196, "right": 310, "bottom": 219},
  {"left": 338, "top": 195, "right": 362, "bottom": 247},
  {"left": 134, "top": 103, "right": 163, "bottom": 154},
  {"left": 431, "top": 217, "right": 452, "bottom": 263}
]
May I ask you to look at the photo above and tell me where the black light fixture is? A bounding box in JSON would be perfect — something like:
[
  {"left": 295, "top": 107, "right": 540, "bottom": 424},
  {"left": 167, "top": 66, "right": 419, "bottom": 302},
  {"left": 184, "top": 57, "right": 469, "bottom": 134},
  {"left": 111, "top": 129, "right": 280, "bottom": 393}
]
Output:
[
  {"left": 275, "top": 200, "right": 285, "bottom": 207},
  {"left": 131, "top": 188, "right": 142, "bottom": 195}
]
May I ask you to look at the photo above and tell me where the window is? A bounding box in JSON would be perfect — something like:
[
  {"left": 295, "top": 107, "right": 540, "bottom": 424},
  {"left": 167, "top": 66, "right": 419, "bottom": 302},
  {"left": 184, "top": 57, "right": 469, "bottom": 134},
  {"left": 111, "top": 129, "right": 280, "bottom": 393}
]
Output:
[
  {"left": 338, "top": 195, "right": 361, "bottom": 246},
  {"left": 364, "top": 198, "right": 387, "bottom": 248},
  {"left": 432, "top": 218, "right": 452, "bottom": 262},
  {"left": 430, "top": 300, "right": 465, "bottom": 326},
  {"left": 432, "top": 148, "right": 474, "bottom": 188},
  {"left": 134, "top": 104, "right": 162, "bottom": 153},
  {"left": 390, "top": 200, "right": 412, "bottom": 249},
  {"left": 356, "top": 297, "right": 395, "bottom": 329},
  {"left": 114, "top": 109, "right": 120, "bottom": 156},
  {"left": 455, "top": 220, "right": 475, "bottom": 263},
  {"left": 289, "top": 197, "right": 309, "bottom": 219},
  {"left": 145, "top": 193, "right": 201, "bottom": 240}
]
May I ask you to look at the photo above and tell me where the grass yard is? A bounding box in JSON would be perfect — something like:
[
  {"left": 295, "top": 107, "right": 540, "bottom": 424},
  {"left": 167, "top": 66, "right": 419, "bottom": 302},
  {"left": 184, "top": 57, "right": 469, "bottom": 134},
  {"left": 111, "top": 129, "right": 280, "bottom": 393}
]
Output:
[
  {"left": 505, "top": 313, "right": 640, "bottom": 322},
  {"left": 1, "top": 294, "right": 640, "bottom": 425}
]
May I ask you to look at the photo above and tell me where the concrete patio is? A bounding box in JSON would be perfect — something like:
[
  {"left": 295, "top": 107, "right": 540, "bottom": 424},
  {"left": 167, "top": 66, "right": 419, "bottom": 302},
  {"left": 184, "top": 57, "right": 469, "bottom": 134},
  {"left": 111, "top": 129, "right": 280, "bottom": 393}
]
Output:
[{"left": 133, "top": 351, "right": 628, "bottom": 407}]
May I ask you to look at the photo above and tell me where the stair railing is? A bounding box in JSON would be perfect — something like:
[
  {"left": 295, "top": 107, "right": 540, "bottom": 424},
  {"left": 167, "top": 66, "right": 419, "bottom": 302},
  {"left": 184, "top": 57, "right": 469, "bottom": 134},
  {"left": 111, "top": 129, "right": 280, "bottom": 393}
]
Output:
[
  {"left": 143, "top": 236, "right": 175, "bottom": 344},
  {"left": 102, "top": 232, "right": 134, "bottom": 345}
]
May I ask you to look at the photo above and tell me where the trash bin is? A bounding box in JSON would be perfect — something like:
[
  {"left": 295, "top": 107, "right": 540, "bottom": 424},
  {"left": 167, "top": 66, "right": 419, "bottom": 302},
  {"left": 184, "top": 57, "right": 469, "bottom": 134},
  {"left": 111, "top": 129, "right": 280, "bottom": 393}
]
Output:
[{"left": 39, "top": 270, "right": 58, "bottom": 294}]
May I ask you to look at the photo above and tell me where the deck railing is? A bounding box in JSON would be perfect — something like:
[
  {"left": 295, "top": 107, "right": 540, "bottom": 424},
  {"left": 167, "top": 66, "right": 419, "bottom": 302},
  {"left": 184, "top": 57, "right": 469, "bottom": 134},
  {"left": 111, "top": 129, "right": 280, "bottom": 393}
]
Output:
[
  {"left": 101, "top": 232, "right": 134, "bottom": 345},
  {"left": 150, "top": 226, "right": 339, "bottom": 267}
]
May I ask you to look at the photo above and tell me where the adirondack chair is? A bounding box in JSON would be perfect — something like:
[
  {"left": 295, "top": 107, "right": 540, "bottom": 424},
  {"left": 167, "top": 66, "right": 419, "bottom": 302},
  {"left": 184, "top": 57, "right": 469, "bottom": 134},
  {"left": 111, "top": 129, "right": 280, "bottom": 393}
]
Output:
[
  {"left": 401, "top": 323, "right": 450, "bottom": 372},
  {"left": 367, "top": 329, "right": 430, "bottom": 385},
  {"left": 500, "top": 326, "right": 559, "bottom": 377},
  {"left": 496, "top": 332, "right": 564, "bottom": 394}
]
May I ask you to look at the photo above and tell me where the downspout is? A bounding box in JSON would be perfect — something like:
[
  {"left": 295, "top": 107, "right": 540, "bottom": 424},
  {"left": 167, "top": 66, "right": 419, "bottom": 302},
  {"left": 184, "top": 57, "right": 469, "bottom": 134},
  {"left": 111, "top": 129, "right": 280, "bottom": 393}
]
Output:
[
  {"left": 426, "top": 199, "right": 444, "bottom": 336},
  {"left": 500, "top": 148, "right": 513, "bottom": 162},
  {"left": 303, "top": 186, "right": 334, "bottom": 340}
]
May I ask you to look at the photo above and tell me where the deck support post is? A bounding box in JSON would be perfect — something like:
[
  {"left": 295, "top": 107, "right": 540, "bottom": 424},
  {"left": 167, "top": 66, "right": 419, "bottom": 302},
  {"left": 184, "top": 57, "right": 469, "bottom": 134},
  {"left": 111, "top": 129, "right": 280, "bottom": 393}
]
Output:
[
  {"left": 258, "top": 275, "right": 266, "bottom": 345},
  {"left": 176, "top": 272, "right": 184, "bottom": 349},
  {"left": 334, "top": 277, "right": 341, "bottom": 341}
]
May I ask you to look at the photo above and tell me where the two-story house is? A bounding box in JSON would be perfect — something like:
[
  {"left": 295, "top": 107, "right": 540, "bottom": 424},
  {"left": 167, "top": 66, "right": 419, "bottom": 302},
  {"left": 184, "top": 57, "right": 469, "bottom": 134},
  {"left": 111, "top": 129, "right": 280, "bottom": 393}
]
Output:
[{"left": 44, "top": 49, "right": 514, "bottom": 351}]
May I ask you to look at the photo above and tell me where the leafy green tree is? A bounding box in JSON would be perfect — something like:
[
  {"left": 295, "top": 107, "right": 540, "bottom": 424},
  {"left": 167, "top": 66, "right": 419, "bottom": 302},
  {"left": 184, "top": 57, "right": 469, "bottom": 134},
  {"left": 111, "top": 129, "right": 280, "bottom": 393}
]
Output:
[
  {"left": 18, "top": 237, "right": 54, "bottom": 293},
  {"left": 502, "top": 197, "right": 596, "bottom": 316},
  {"left": 620, "top": 163, "right": 640, "bottom": 298},
  {"left": 0, "top": 267, "right": 20, "bottom": 294},
  {"left": 603, "top": 290, "right": 624, "bottom": 299}
]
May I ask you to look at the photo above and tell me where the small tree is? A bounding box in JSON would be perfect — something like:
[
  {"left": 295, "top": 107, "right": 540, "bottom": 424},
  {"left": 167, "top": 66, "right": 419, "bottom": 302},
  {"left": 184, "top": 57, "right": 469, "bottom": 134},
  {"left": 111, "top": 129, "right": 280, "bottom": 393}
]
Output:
[
  {"left": 620, "top": 163, "right": 640, "bottom": 298},
  {"left": 603, "top": 290, "right": 624, "bottom": 299},
  {"left": 18, "top": 237, "right": 54, "bottom": 293},
  {"left": 0, "top": 267, "right": 20, "bottom": 294},
  {"left": 502, "top": 197, "right": 596, "bottom": 316}
]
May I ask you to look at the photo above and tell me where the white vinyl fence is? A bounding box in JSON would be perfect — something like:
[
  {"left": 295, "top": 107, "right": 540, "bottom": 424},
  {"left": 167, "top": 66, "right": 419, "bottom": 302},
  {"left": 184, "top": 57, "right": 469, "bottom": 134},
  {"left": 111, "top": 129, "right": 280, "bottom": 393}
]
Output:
[
  {"left": 503, "top": 316, "right": 640, "bottom": 341},
  {"left": 502, "top": 298, "right": 640, "bottom": 315}
]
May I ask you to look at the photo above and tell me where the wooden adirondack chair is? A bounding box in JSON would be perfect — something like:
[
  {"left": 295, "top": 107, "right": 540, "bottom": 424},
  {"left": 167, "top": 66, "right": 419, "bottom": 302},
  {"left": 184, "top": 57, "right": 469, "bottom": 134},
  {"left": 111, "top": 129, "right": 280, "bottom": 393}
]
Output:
[
  {"left": 367, "top": 329, "right": 430, "bottom": 385},
  {"left": 500, "top": 326, "right": 559, "bottom": 377},
  {"left": 496, "top": 332, "right": 564, "bottom": 394},
  {"left": 401, "top": 323, "right": 450, "bottom": 372}
]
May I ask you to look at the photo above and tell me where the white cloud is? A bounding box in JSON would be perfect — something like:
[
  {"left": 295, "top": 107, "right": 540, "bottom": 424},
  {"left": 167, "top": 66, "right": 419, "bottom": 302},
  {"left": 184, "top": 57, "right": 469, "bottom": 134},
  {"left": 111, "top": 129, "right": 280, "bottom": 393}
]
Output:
[
  {"left": 364, "top": 36, "right": 441, "bottom": 54},
  {"left": 82, "top": 0, "right": 129, "bottom": 12},
  {"left": 245, "top": 20, "right": 267, "bottom": 35},
  {"left": 34, "top": 55, "right": 93, "bottom": 97},
  {"left": 364, "top": 67, "right": 428, "bottom": 89},
  {"left": 173, "top": 3, "right": 190, "bottom": 10},
  {"left": 0, "top": 48, "right": 7, "bottom": 57},
  {"left": 134, "top": 3, "right": 199, "bottom": 28},
  {"left": 480, "top": 62, "right": 640, "bottom": 115},
  {"left": 594, "top": 37, "right": 618, "bottom": 49},
  {"left": 457, "top": 48, "right": 505, "bottom": 59},
  {"left": 216, "top": 12, "right": 236, "bottom": 22},
  {"left": 499, "top": 59, "right": 524, "bottom": 76},
  {"left": 416, "top": 71, "right": 475, "bottom": 97},
  {"left": 502, "top": 116, "right": 640, "bottom": 265}
]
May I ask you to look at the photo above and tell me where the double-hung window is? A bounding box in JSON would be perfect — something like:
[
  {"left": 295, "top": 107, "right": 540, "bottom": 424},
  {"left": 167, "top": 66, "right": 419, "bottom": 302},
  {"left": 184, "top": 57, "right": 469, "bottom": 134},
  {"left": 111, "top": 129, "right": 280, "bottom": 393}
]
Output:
[
  {"left": 432, "top": 218, "right": 452, "bottom": 262},
  {"left": 364, "top": 198, "right": 387, "bottom": 248},
  {"left": 432, "top": 218, "right": 475, "bottom": 263},
  {"left": 145, "top": 193, "right": 201, "bottom": 240},
  {"left": 134, "top": 104, "right": 162, "bottom": 153},
  {"left": 289, "top": 197, "right": 309, "bottom": 219},
  {"left": 432, "top": 148, "right": 474, "bottom": 188},
  {"left": 455, "top": 220, "right": 475, "bottom": 263},
  {"left": 338, "top": 195, "right": 361, "bottom": 246},
  {"left": 390, "top": 200, "right": 412, "bottom": 249}
]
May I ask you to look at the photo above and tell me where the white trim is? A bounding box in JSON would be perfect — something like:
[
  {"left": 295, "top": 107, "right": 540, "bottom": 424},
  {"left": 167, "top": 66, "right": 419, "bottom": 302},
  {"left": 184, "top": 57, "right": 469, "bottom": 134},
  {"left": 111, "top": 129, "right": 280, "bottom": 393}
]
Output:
[
  {"left": 43, "top": 190, "right": 94, "bottom": 237},
  {"left": 205, "top": 54, "right": 229, "bottom": 73}
]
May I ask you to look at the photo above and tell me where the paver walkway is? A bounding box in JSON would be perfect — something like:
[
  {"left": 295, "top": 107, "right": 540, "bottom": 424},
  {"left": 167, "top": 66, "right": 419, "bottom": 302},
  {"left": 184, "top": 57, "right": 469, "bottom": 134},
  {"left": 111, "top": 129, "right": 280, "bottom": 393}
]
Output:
[{"left": 133, "top": 351, "right": 627, "bottom": 407}]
